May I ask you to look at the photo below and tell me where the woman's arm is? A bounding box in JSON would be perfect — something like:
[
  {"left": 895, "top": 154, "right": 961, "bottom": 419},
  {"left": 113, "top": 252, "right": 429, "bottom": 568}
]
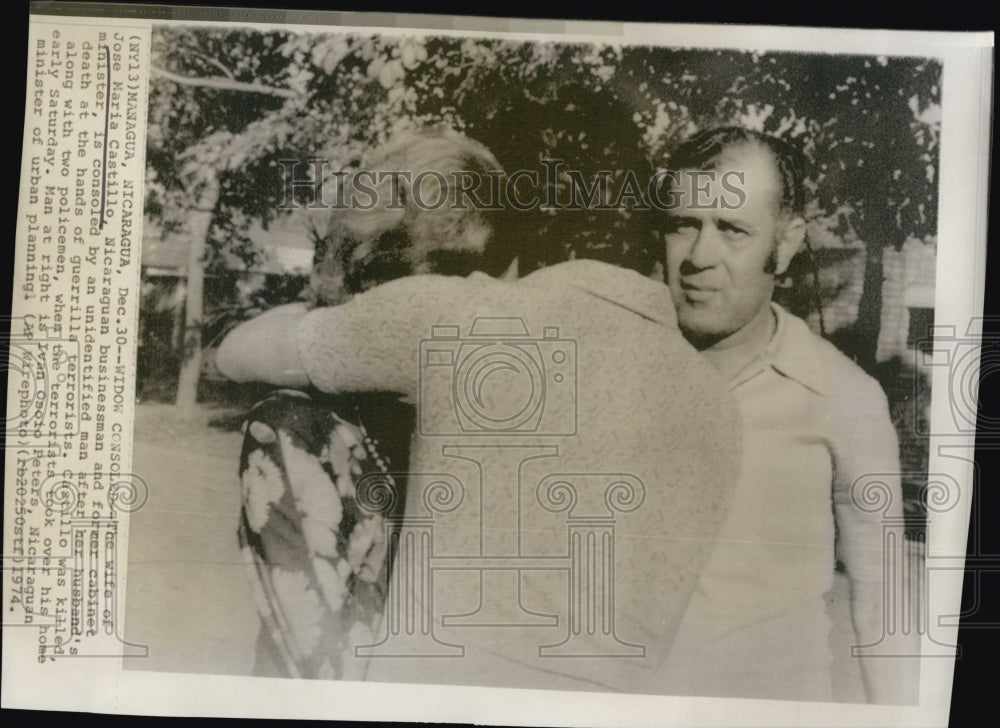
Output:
[
  {"left": 218, "top": 273, "right": 506, "bottom": 394},
  {"left": 296, "top": 272, "right": 507, "bottom": 397},
  {"left": 216, "top": 302, "right": 311, "bottom": 386}
]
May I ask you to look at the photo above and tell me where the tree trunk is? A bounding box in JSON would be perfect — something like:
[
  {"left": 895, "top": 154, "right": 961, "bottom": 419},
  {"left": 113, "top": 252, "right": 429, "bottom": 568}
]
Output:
[
  {"left": 170, "top": 279, "right": 185, "bottom": 350},
  {"left": 175, "top": 170, "right": 220, "bottom": 413},
  {"left": 853, "top": 240, "right": 885, "bottom": 374}
]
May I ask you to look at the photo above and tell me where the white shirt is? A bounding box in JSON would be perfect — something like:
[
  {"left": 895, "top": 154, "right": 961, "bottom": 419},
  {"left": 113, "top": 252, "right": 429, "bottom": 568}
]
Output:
[{"left": 661, "top": 304, "right": 902, "bottom": 702}]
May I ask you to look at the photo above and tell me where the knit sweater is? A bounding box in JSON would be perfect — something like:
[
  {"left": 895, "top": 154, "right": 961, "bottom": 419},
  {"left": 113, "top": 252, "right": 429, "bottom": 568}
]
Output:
[{"left": 297, "top": 259, "right": 742, "bottom": 693}]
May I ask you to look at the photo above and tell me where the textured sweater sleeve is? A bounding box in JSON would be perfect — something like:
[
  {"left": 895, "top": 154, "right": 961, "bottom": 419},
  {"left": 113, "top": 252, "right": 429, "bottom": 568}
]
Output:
[{"left": 297, "top": 272, "right": 502, "bottom": 397}]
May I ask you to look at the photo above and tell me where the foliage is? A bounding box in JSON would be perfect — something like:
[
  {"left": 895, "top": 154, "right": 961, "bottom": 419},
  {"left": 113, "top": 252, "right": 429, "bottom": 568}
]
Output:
[{"left": 145, "top": 27, "right": 941, "bottom": 347}]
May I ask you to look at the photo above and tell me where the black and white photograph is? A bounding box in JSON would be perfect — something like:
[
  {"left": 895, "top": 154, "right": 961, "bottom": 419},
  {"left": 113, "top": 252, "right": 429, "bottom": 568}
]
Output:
[
  {"left": 125, "top": 18, "right": 942, "bottom": 705},
  {"left": 4, "top": 4, "right": 993, "bottom": 725}
]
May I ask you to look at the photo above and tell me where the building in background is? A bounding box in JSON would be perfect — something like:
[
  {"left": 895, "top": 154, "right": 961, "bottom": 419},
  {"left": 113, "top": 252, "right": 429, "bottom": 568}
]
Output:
[{"left": 138, "top": 215, "right": 313, "bottom": 398}]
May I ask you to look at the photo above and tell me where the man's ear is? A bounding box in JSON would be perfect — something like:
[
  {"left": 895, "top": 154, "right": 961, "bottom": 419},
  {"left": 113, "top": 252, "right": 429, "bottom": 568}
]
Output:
[{"left": 774, "top": 216, "right": 806, "bottom": 276}]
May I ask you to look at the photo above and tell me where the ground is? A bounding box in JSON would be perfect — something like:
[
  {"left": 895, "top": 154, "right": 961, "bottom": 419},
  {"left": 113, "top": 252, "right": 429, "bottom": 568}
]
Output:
[{"left": 124, "top": 401, "right": 258, "bottom": 676}]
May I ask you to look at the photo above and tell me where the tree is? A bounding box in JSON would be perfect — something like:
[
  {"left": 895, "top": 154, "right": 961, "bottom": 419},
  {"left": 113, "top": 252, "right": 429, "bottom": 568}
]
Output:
[
  {"left": 147, "top": 28, "right": 304, "bottom": 409},
  {"left": 146, "top": 29, "right": 941, "bottom": 408},
  {"left": 174, "top": 166, "right": 218, "bottom": 413}
]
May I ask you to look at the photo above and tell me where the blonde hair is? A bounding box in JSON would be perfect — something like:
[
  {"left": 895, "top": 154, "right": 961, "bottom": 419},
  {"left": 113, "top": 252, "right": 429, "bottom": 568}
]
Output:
[{"left": 311, "top": 127, "right": 509, "bottom": 305}]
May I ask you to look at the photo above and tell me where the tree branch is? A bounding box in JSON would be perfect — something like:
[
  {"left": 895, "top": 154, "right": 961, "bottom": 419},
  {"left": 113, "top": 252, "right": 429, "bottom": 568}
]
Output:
[
  {"left": 150, "top": 65, "right": 299, "bottom": 98},
  {"left": 191, "top": 51, "right": 236, "bottom": 80}
]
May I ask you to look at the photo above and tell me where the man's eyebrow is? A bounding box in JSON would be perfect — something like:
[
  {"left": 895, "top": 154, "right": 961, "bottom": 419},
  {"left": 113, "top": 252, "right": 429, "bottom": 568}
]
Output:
[
  {"left": 716, "top": 217, "right": 752, "bottom": 230},
  {"left": 714, "top": 210, "right": 761, "bottom": 227}
]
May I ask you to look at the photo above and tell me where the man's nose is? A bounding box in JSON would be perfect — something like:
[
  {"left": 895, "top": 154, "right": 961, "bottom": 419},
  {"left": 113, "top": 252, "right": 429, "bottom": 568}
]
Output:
[{"left": 686, "top": 224, "right": 722, "bottom": 269}]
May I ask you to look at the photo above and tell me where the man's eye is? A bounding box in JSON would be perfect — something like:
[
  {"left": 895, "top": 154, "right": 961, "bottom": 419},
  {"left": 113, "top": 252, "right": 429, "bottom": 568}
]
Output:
[
  {"left": 664, "top": 218, "right": 698, "bottom": 235},
  {"left": 718, "top": 222, "right": 750, "bottom": 239}
]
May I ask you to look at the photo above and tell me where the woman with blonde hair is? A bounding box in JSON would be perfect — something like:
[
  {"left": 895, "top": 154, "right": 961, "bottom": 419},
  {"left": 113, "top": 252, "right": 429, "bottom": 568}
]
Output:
[
  {"left": 232, "top": 126, "right": 522, "bottom": 679},
  {"left": 221, "top": 118, "right": 740, "bottom": 691}
]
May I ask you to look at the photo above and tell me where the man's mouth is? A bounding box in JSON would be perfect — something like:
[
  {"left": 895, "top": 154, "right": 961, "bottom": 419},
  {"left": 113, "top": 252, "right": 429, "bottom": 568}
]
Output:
[{"left": 680, "top": 280, "right": 720, "bottom": 302}]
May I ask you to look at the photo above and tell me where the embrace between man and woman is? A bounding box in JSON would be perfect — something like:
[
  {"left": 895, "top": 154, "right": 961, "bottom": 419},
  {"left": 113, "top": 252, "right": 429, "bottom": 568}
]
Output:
[{"left": 217, "top": 123, "right": 915, "bottom": 703}]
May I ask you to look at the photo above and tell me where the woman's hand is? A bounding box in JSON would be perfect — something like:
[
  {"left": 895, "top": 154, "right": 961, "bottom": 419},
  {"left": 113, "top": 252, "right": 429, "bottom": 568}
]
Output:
[{"left": 216, "top": 302, "right": 311, "bottom": 386}]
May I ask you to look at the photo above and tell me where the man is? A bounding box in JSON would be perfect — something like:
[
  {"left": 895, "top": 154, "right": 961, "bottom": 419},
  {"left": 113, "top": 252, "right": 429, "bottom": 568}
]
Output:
[{"left": 657, "top": 127, "right": 917, "bottom": 703}]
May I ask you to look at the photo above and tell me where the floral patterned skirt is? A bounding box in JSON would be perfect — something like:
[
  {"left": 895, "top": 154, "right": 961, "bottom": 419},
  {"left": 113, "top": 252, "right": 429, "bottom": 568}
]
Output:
[{"left": 236, "top": 390, "right": 412, "bottom": 679}]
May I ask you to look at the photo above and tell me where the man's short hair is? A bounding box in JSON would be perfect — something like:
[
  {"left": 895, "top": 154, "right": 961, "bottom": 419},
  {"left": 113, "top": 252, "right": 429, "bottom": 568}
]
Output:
[{"left": 668, "top": 127, "right": 806, "bottom": 217}]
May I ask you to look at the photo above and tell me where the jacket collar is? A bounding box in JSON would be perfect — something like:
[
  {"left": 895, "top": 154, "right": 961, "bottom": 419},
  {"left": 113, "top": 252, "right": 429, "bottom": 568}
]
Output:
[{"left": 755, "top": 303, "right": 831, "bottom": 397}]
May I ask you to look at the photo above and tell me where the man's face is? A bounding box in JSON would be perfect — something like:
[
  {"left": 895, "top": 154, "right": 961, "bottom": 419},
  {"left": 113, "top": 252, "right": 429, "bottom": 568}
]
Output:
[{"left": 664, "top": 143, "right": 800, "bottom": 347}]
